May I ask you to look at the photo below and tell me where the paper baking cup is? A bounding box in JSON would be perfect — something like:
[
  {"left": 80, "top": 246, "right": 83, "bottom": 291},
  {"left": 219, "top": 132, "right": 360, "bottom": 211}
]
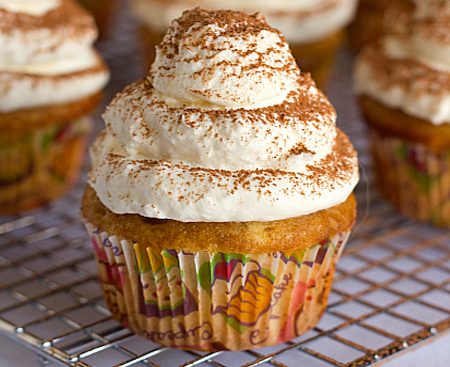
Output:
[
  {"left": 84, "top": 219, "right": 352, "bottom": 351},
  {"left": 0, "top": 117, "right": 91, "bottom": 213},
  {"left": 371, "top": 131, "right": 450, "bottom": 227}
]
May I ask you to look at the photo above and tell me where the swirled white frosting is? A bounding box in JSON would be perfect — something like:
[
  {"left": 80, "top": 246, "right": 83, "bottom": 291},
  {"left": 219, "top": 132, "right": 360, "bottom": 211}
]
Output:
[
  {"left": 89, "top": 8, "right": 359, "bottom": 222},
  {"left": 131, "top": 0, "right": 358, "bottom": 44},
  {"left": 0, "top": 0, "right": 109, "bottom": 112},
  {"left": 0, "top": 0, "right": 59, "bottom": 16},
  {"left": 355, "top": 0, "right": 450, "bottom": 125}
]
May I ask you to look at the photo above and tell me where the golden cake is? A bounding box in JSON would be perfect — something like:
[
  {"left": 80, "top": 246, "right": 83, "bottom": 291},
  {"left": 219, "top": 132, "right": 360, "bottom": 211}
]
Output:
[
  {"left": 348, "top": 0, "right": 391, "bottom": 50},
  {"left": 76, "top": 0, "right": 117, "bottom": 38}
]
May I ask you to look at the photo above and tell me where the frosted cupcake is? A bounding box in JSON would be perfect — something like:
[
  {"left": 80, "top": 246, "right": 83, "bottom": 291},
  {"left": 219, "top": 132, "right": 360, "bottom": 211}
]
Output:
[
  {"left": 83, "top": 8, "right": 359, "bottom": 351},
  {"left": 76, "top": 0, "right": 116, "bottom": 38},
  {"left": 131, "top": 0, "right": 358, "bottom": 86},
  {"left": 355, "top": 0, "right": 450, "bottom": 226},
  {"left": 0, "top": 0, "right": 110, "bottom": 213},
  {"left": 348, "top": 0, "right": 390, "bottom": 50}
]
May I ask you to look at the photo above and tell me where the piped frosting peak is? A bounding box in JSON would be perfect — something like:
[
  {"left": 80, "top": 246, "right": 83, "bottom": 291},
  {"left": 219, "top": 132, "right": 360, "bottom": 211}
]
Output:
[{"left": 150, "top": 8, "right": 300, "bottom": 108}]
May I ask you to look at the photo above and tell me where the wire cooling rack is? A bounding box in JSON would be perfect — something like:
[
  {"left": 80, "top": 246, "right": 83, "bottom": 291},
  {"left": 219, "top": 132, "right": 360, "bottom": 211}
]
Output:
[
  {"left": 1, "top": 167, "right": 450, "bottom": 367},
  {"left": 1, "top": 1, "right": 450, "bottom": 366}
]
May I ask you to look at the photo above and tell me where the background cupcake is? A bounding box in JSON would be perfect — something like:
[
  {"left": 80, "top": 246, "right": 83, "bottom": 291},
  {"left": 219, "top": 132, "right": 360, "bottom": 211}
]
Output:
[
  {"left": 76, "top": 0, "right": 117, "bottom": 38},
  {"left": 348, "top": 0, "right": 390, "bottom": 50},
  {"left": 131, "top": 0, "right": 358, "bottom": 87},
  {"left": 82, "top": 8, "right": 359, "bottom": 351},
  {"left": 0, "top": 0, "right": 110, "bottom": 213},
  {"left": 354, "top": 0, "right": 450, "bottom": 226}
]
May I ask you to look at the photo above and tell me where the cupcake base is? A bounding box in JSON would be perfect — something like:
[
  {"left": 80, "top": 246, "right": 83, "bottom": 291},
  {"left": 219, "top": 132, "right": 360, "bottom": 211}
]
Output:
[
  {"left": 0, "top": 117, "right": 91, "bottom": 214},
  {"left": 82, "top": 187, "right": 356, "bottom": 351},
  {"left": 290, "top": 31, "right": 344, "bottom": 88},
  {"left": 76, "top": 0, "right": 117, "bottom": 39},
  {"left": 361, "top": 96, "right": 450, "bottom": 227},
  {"left": 347, "top": 0, "right": 390, "bottom": 50},
  {"left": 371, "top": 132, "right": 450, "bottom": 227},
  {"left": 138, "top": 25, "right": 164, "bottom": 71},
  {"left": 0, "top": 93, "right": 101, "bottom": 213},
  {"left": 84, "top": 220, "right": 351, "bottom": 351}
]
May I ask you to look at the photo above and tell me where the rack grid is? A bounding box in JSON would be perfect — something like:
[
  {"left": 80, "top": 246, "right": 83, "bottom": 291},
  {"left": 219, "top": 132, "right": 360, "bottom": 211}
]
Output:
[
  {"left": 1, "top": 1, "right": 449, "bottom": 366},
  {"left": 1, "top": 171, "right": 449, "bottom": 367}
]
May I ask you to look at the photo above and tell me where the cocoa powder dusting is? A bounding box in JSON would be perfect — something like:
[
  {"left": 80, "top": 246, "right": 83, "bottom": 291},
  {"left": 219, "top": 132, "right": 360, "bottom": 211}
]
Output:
[{"left": 0, "top": 0, "right": 94, "bottom": 35}]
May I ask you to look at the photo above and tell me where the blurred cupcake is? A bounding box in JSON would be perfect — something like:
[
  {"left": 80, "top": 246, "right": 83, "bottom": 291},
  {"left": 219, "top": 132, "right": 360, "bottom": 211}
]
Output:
[
  {"left": 131, "top": 0, "right": 358, "bottom": 86},
  {"left": 0, "top": 0, "right": 110, "bottom": 213},
  {"left": 76, "top": 0, "right": 117, "bottom": 38},
  {"left": 355, "top": 0, "right": 450, "bottom": 227},
  {"left": 82, "top": 8, "right": 359, "bottom": 351},
  {"left": 348, "top": 0, "right": 390, "bottom": 50}
]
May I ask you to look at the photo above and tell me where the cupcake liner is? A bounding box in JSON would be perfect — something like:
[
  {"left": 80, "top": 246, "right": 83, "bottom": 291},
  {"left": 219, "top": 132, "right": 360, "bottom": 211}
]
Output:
[
  {"left": 371, "top": 131, "right": 450, "bottom": 227},
  {"left": 84, "top": 219, "right": 353, "bottom": 351},
  {"left": 0, "top": 117, "right": 91, "bottom": 213}
]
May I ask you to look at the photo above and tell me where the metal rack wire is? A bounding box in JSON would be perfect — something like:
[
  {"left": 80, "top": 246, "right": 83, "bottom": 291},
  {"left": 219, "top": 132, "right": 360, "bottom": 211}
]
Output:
[
  {"left": 1, "top": 1, "right": 449, "bottom": 366},
  {"left": 1, "top": 165, "right": 450, "bottom": 367}
]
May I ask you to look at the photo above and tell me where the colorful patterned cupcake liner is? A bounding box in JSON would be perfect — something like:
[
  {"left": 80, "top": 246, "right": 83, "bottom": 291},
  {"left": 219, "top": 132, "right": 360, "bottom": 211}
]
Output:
[
  {"left": 84, "top": 219, "right": 353, "bottom": 351},
  {"left": 0, "top": 117, "right": 91, "bottom": 213},
  {"left": 371, "top": 131, "right": 450, "bottom": 227}
]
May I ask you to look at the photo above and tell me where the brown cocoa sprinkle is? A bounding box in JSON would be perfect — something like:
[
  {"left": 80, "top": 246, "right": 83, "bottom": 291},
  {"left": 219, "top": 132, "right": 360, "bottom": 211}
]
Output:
[
  {"left": 149, "top": 7, "right": 300, "bottom": 106},
  {"left": 384, "top": 0, "right": 450, "bottom": 45},
  {"left": 288, "top": 142, "right": 315, "bottom": 156},
  {"left": 112, "top": 73, "right": 335, "bottom": 136},
  {"left": 99, "top": 128, "right": 356, "bottom": 203},
  {"left": 162, "top": 7, "right": 285, "bottom": 53},
  {"left": 0, "top": 0, "right": 94, "bottom": 35},
  {"left": 361, "top": 43, "right": 450, "bottom": 96}
]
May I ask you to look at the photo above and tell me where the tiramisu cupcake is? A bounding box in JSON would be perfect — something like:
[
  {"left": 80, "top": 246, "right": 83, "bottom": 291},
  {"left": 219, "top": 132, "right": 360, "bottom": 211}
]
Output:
[
  {"left": 83, "top": 8, "right": 359, "bottom": 351},
  {"left": 0, "top": 0, "right": 109, "bottom": 213},
  {"left": 348, "top": 0, "right": 390, "bottom": 50},
  {"left": 132, "top": 0, "right": 358, "bottom": 86},
  {"left": 76, "top": 0, "right": 116, "bottom": 38},
  {"left": 355, "top": 0, "right": 450, "bottom": 227}
]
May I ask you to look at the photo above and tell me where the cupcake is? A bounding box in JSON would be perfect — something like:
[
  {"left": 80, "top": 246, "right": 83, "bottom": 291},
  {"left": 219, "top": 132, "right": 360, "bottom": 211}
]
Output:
[
  {"left": 131, "top": 0, "right": 358, "bottom": 87},
  {"left": 0, "top": 0, "right": 110, "bottom": 213},
  {"left": 76, "top": 0, "right": 116, "bottom": 38},
  {"left": 82, "top": 8, "right": 359, "bottom": 351},
  {"left": 348, "top": 0, "right": 390, "bottom": 50},
  {"left": 354, "top": 0, "right": 450, "bottom": 226}
]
